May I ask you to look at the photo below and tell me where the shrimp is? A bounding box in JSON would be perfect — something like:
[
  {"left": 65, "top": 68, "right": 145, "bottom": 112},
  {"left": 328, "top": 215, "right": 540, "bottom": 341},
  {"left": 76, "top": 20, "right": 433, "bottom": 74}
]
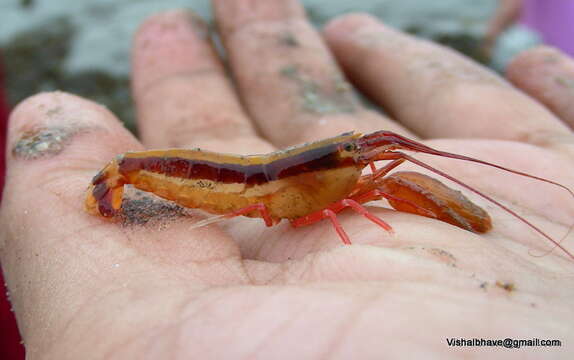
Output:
[{"left": 85, "top": 130, "right": 574, "bottom": 259}]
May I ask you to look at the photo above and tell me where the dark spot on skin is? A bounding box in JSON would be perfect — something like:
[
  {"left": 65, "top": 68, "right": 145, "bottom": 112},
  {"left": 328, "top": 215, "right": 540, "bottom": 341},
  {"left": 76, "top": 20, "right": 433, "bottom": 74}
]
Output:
[
  {"left": 543, "top": 54, "right": 561, "bottom": 64},
  {"left": 406, "top": 246, "right": 458, "bottom": 268},
  {"left": 554, "top": 76, "right": 574, "bottom": 88},
  {"left": 479, "top": 282, "right": 488, "bottom": 290},
  {"left": 280, "top": 65, "right": 299, "bottom": 78},
  {"left": 12, "top": 126, "right": 83, "bottom": 159},
  {"left": 334, "top": 75, "right": 352, "bottom": 93},
  {"left": 278, "top": 32, "right": 299, "bottom": 47},
  {"left": 495, "top": 281, "right": 515, "bottom": 293},
  {"left": 182, "top": 11, "right": 210, "bottom": 40},
  {"left": 279, "top": 64, "right": 358, "bottom": 115},
  {"left": 427, "top": 248, "right": 457, "bottom": 267},
  {"left": 46, "top": 107, "right": 62, "bottom": 117},
  {"left": 119, "top": 189, "right": 189, "bottom": 226}
]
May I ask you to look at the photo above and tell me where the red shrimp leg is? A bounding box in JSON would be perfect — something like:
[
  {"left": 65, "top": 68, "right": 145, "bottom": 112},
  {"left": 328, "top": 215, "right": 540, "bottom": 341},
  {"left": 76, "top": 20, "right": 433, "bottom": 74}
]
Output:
[
  {"left": 351, "top": 159, "right": 405, "bottom": 197},
  {"left": 291, "top": 198, "right": 393, "bottom": 245},
  {"left": 341, "top": 199, "right": 394, "bottom": 232},
  {"left": 322, "top": 209, "right": 352, "bottom": 245},
  {"left": 371, "top": 159, "right": 405, "bottom": 180},
  {"left": 225, "top": 203, "right": 274, "bottom": 227},
  {"left": 361, "top": 159, "right": 404, "bottom": 182}
]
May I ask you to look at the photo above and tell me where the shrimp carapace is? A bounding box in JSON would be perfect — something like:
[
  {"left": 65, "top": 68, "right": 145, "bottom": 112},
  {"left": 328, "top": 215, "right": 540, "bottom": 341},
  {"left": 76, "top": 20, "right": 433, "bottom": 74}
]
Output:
[{"left": 86, "top": 132, "right": 363, "bottom": 221}]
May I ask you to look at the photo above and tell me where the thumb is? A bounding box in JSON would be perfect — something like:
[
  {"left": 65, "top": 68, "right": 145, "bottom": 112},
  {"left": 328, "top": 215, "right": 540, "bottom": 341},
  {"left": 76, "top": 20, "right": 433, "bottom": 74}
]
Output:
[{"left": 0, "top": 92, "right": 246, "bottom": 358}]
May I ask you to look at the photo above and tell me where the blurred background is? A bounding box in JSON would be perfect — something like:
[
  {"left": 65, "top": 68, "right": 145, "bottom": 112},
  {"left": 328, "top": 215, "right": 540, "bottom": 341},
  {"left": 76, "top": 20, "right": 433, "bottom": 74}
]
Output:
[
  {"left": 0, "top": 0, "right": 548, "bottom": 359},
  {"left": 0, "top": 0, "right": 541, "bottom": 133}
]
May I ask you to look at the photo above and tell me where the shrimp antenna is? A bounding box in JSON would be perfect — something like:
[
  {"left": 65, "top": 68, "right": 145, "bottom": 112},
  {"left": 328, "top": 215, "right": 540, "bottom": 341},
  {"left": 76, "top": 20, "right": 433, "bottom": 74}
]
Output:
[
  {"left": 384, "top": 138, "right": 574, "bottom": 260},
  {"left": 394, "top": 135, "right": 574, "bottom": 199},
  {"left": 360, "top": 131, "right": 574, "bottom": 259},
  {"left": 189, "top": 214, "right": 228, "bottom": 230}
]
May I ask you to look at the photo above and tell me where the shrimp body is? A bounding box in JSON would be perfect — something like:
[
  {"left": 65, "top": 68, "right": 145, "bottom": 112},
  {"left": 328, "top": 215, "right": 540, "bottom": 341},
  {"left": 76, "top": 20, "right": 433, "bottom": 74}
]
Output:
[
  {"left": 86, "top": 133, "right": 363, "bottom": 221},
  {"left": 86, "top": 130, "right": 574, "bottom": 260}
]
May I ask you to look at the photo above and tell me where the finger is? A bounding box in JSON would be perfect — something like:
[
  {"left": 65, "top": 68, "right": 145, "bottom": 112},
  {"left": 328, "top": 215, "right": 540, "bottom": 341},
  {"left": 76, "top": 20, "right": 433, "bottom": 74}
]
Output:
[
  {"left": 324, "top": 14, "right": 572, "bottom": 145},
  {"left": 0, "top": 92, "right": 245, "bottom": 357},
  {"left": 213, "top": 0, "right": 414, "bottom": 147},
  {"left": 132, "top": 10, "right": 273, "bottom": 154},
  {"left": 507, "top": 46, "right": 574, "bottom": 130}
]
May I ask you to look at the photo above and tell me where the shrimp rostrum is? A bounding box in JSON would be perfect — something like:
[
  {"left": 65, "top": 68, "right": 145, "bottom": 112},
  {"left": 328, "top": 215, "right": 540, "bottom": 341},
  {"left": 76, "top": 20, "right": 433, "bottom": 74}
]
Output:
[{"left": 85, "top": 130, "right": 574, "bottom": 259}]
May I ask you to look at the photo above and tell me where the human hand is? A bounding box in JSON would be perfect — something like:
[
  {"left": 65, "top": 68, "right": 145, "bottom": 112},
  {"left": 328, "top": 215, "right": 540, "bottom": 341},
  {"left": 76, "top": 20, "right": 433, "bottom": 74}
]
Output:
[
  {"left": 1, "top": 0, "right": 573, "bottom": 358},
  {"left": 481, "top": 0, "right": 523, "bottom": 60}
]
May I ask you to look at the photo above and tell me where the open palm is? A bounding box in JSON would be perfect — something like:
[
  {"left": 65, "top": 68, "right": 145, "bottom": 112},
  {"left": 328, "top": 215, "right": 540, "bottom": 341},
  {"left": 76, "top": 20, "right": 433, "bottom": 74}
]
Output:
[{"left": 2, "top": 1, "right": 573, "bottom": 359}]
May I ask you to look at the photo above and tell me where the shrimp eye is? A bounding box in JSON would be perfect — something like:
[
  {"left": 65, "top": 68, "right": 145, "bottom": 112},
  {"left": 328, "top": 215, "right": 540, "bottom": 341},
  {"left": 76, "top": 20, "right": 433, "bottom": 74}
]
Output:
[{"left": 343, "top": 143, "right": 356, "bottom": 152}]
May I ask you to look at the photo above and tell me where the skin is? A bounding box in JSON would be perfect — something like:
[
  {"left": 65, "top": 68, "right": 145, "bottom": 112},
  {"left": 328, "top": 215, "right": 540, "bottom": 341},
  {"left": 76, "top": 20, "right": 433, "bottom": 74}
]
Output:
[{"left": 1, "top": 1, "right": 574, "bottom": 358}]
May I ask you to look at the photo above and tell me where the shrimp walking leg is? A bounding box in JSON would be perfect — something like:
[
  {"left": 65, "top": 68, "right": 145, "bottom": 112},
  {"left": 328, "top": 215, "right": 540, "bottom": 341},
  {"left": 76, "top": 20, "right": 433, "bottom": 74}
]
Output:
[
  {"left": 339, "top": 199, "right": 394, "bottom": 232},
  {"left": 291, "top": 198, "right": 394, "bottom": 244},
  {"left": 322, "top": 209, "right": 352, "bottom": 245},
  {"left": 371, "top": 159, "right": 405, "bottom": 180},
  {"left": 225, "top": 203, "right": 275, "bottom": 227},
  {"left": 291, "top": 185, "right": 446, "bottom": 245},
  {"left": 351, "top": 159, "right": 405, "bottom": 197}
]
